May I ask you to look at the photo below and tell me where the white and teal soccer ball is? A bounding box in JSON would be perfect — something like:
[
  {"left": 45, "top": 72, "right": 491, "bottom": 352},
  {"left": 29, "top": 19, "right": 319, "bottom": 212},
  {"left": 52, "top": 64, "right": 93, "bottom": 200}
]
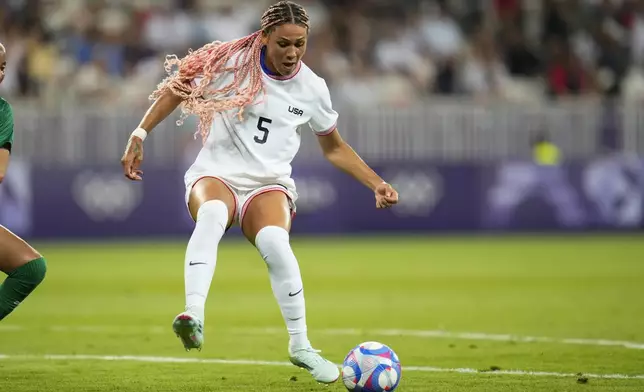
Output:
[{"left": 341, "top": 341, "right": 402, "bottom": 392}]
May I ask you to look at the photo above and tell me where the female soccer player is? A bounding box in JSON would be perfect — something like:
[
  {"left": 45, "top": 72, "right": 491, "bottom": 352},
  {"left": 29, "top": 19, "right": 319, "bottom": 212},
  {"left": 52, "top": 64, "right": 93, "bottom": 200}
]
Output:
[
  {"left": 0, "top": 43, "right": 47, "bottom": 321},
  {"left": 120, "top": 1, "right": 398, "bottom": 383}
]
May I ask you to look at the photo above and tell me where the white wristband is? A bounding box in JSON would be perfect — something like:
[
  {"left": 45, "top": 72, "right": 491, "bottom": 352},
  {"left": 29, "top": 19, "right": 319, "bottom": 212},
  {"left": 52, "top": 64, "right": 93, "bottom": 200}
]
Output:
[{"left": 131, "top": 128, "right": 148, "bottom": 142}]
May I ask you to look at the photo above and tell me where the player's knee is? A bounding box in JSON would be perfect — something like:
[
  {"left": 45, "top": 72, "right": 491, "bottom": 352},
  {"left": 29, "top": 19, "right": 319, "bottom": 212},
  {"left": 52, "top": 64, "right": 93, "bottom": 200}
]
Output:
[
  {"left": 196, "top": 200, "right": 229, "bottom": 228},
  {"left": 24, "top": 248, "right": 41, "bottom": 262},
  {"left": 255, "top": 226, "right": 291, "bottom": 255},
  {"left": 10, "top": 257, "right": 47, "bottom": 287},
  {"left": 30, "top": 257, "right": 47, "bottom": 285},
  {"left": 13, "top": 248, "right": 42, "bottom": 270}
]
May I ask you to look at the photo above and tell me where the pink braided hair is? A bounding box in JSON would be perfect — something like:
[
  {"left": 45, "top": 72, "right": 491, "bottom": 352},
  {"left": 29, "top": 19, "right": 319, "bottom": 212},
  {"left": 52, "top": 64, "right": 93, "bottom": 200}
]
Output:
[{"left": 149, "top": 1, "right": 310, "bottom": 144}]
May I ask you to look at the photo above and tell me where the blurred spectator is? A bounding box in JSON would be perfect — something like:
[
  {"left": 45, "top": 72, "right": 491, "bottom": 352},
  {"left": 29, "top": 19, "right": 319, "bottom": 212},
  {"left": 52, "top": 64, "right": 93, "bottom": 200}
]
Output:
[
  {"left": 374, "top": 17, "right": 433, "bottom": 93},
  {"left": 459, "top": 28, "right": 512, "bottom": 99},
  {"left": 500, "top": 22, "right": 541, "bottom": 77},
  {"left": 543, "top": 0, "right": 572, "bottom": 42},
  {"left": 24, "top": 25, "right": 59, "bottom": 96},
  {"left": 0, "top": 0, "right": 643, "bottom": 107},
  {"left": 418, "top": 1, "right": 463, "bottom": 61},
  {"left": 630, "top": 0, "right": 644, "bottom": 66},
  {"left": 546, "top": 39, "right": 594, "bottom": 97},
  {"left": 142, "top": 2, "right": 197, "bottom": 53},
  {"left": 415, "top": 0, "right": 463, "bottom": 94}
]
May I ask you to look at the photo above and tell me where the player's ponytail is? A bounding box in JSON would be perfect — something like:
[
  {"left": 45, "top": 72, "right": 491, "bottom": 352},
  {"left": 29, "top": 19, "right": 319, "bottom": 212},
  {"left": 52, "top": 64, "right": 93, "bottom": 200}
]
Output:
[{"left": 149, "top": 1, "right": 310, "bottom": 144}]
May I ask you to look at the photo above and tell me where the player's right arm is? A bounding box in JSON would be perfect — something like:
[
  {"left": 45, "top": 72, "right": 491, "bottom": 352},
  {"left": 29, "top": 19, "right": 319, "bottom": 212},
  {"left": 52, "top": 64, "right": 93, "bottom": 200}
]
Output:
[
  {"left": 0, "top": 99, "right": 15, "bottom": 184},
  {"left": 121, "top": 89, "right": 184, "bottom": 181}
]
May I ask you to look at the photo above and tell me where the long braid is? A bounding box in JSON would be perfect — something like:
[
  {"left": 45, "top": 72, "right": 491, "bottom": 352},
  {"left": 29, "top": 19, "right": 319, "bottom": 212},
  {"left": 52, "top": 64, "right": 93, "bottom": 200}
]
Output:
[{"left": 150, "top": 1, "right": 310, "bottom": 144}]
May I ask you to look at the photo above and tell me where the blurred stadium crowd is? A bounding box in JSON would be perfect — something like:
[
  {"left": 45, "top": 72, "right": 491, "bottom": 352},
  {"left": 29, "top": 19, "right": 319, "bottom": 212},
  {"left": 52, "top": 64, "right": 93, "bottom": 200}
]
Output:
[{"left": 2, "top": 0, "right": 644, "bottom": 108}]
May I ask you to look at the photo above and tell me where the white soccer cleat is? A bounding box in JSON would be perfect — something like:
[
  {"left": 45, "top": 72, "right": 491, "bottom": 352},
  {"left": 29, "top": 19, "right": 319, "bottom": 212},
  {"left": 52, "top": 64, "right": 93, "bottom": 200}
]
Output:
[
  {"left": 289, "top": 347, "right": 340, "bottom": 384},
  {"left": 172, "top": 312, "right": 204, "bottom": 351}
]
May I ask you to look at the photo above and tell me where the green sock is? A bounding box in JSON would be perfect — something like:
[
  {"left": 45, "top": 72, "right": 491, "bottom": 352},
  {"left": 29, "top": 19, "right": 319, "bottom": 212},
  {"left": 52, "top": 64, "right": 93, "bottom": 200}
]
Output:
[{"left": 0, "top": 257, "right": 47, "bottom": 321}]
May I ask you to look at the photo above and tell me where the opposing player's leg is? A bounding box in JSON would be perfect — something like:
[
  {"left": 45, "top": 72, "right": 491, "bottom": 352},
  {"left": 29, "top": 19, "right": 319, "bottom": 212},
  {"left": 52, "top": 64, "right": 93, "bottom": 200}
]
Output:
[
  {"left": 173, "top": 177, "right": 236, "bottom": 351},
  {"left": 0, "top": 226, "right": 47, "bottom": 321},
  {"left": 241, "top": 189, "right": 339, "bottom": 384}
]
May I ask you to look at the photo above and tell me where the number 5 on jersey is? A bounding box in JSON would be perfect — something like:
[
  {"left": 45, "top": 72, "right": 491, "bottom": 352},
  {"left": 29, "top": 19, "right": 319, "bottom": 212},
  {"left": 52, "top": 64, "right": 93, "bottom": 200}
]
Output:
[{"left": 255, "top": 117, "right": 272, "bottom": 144}]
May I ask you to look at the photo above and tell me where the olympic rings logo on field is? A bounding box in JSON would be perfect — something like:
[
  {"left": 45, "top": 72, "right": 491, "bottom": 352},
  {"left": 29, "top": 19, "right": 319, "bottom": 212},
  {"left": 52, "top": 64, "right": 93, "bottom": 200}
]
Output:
[
  {"left": 582, "top": 155, "right": 644, "bottom": 227},
  {"left": 293, "top": 178, "right": 337, "bottom": 213},
  {"left": 387, "top": 170, "right": 443, "bottom": 217},
  {"left": 72, "top": 171, "right": 142, "bottom": 222}
]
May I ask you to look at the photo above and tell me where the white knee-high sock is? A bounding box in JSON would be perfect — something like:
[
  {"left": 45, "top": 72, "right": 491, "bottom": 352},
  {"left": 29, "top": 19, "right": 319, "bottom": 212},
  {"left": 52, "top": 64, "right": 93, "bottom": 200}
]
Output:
[
  {"left": 184, "top": 200, "right": 228, "bottom": 322},
  {"left": 255, "top": 226, "right": 311, "bottom": 352}
]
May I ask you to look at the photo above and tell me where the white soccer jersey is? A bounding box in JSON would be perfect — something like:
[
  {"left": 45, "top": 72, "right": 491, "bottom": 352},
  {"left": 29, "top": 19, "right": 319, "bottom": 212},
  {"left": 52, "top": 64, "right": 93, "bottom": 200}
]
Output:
[{"left": 184, "top": 52, "right": 338, "bottom": 203}]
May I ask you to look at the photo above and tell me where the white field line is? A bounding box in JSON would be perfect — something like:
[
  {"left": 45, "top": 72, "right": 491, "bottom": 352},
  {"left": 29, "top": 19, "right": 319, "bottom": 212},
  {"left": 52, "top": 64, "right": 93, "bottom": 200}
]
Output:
[
  {"left": 0, "top": 354, "right": 642, "bottom": 380},
  {"left": 1, "top": 325, "right": 644, "bottom": 350}
]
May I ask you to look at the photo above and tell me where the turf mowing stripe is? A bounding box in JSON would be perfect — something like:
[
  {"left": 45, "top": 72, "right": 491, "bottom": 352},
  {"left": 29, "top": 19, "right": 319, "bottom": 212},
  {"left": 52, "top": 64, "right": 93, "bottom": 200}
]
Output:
[
  {"left": 0, "top": 354, "right": 642, "bottom": 380},
  {"left": 313, "top": 328, "right": 644, "bottom": 350},
  {"left": 2, "top": 325, "right": 643, "bottom": 350}
]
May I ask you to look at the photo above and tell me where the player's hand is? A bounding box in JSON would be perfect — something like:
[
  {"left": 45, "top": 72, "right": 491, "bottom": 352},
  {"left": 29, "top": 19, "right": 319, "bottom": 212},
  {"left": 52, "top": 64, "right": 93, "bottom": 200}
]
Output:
[
  {"left": 375, "top": 182, "right": 398, "bottom": 209},
  {"left": 121, "top": 136, "right": 144, "bottom": 181}
]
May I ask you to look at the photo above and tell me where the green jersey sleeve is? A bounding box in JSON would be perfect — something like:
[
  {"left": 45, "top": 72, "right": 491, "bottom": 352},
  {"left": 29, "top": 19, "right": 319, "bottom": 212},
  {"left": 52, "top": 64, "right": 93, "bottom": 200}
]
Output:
[{"left": 0, "top": 98, "right": 14, "bottom": 152}]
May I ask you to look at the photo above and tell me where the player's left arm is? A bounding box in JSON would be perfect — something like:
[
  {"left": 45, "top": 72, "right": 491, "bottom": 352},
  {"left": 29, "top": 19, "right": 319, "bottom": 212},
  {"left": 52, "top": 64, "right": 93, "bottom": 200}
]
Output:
[
  {"left": 0, "top": 149, "right": 9, "bottom": 183},
  {"left": 0, "top": 100, "right": 14, "bottom": 184},
  {"left": 310, "top": 80, "right": 398, "bottom": 209}
]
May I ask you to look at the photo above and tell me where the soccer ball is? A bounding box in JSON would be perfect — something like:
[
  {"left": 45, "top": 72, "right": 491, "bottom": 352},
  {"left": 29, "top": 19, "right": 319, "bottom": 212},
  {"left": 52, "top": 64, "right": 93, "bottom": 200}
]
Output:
[{"left": 341, "top": 341, "right": 402, "bottom": 392}]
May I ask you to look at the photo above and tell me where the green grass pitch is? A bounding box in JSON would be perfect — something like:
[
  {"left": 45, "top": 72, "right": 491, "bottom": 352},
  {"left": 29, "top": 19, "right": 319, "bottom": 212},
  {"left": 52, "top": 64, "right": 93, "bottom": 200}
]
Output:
[{"left": 1, "top": 235, "right": 643, "bottom": 391}]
